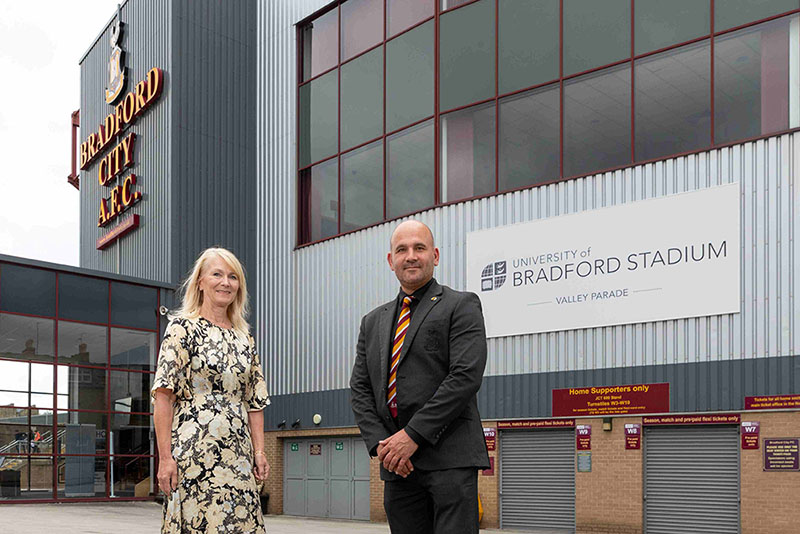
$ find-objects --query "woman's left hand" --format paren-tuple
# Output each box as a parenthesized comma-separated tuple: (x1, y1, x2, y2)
(254, 453, 270, 481)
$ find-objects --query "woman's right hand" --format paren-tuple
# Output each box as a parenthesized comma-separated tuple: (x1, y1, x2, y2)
(157, 456, 178, 494)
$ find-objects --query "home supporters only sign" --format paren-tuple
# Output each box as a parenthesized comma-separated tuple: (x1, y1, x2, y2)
(467, 184, 740, 337)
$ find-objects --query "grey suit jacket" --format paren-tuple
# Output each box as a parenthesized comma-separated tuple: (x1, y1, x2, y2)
(350, 279, 491, 480)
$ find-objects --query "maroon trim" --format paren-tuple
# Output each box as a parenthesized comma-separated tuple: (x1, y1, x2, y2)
(710, 0, 716, 146)
(109, 323, 159, 333)
(499, 77, 561, 101)
(383, 0, 388, 221)
(0, 309, 56, 320)
(630, 0, 635, 163)
(635, 35, 713, 61)
(339, 41, 383, 68)
(385, 114, 435, 138)
(439, 96, 497, 117)
(298, 64, 338, 88)
(108, 367, 155, 376)
(434, 2, 440, 205)
(559, 0, 564, 180)
(298, 152, 338, 173)
(563, 57, 632, 82)
(494, 0, 499, 193)
(340, 134, 385, 157)
(295, 0, 338, 28)
(67, 110, 80, 190)
(386, 15, 435, 43)
(337, 4, 342, 236)
(714, 8, 800, 37)
(56, 317, 111, 329)
(440, 0, 483, 15)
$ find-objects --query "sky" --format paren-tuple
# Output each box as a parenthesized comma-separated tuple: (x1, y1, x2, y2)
(0, 1, 121, 266)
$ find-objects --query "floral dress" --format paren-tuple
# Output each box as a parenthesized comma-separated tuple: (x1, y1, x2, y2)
(152, 317, 270, 534)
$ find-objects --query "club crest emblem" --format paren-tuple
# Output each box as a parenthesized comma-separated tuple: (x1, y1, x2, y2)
(105, 19, 126, 104)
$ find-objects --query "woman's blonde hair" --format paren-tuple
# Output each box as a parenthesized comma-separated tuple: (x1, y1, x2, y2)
(174, 247, 250, 336)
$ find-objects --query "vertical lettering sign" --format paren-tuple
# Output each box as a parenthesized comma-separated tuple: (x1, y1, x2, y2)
(576, 425, 592, 450)
(741, 421, 760, 450)
(625, 423, 641, 450)
(763, 438, 800, 471)
(483, 428, 497, 451)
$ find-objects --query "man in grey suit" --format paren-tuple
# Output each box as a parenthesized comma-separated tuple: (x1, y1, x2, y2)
(350, 220, 490, 534)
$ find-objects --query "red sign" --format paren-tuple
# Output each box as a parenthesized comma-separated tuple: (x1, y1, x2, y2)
(497, 419, 575, 430)
(552, 383, 669, 417)
(576, 425, 591, 450)
(625, 423, 641, 449)
(643, 414, 740, 425)
(96, 214, 139, 250)
(482, 457, 495, 476)
(745, 394, 800, 410)
(741, 421, 760, 450)
(483, 428, 496, 451)
(763, 438, 799, 471)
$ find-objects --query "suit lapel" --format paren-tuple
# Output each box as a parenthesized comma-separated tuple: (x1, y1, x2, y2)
(378, 302, 393, 391)
(398, 280, 443, 366)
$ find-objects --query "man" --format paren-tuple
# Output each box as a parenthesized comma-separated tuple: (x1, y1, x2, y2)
(350, 220, 490, 534)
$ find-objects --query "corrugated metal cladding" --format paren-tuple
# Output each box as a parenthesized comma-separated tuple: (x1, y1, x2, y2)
(80, 0, 258, 312)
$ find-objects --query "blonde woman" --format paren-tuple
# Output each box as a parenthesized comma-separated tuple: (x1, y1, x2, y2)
(152, 247, 270, 533)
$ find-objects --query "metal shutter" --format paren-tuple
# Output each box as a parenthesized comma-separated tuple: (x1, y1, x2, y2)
(644, 426, 740, 534)
(500, 429, 576, 533)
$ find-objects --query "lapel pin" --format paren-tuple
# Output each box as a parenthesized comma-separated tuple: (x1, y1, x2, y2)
(431, 297, 437, 301)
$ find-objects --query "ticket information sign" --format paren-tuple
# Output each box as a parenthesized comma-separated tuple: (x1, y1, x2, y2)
(552, 383, 669, 417)
(483, 428, 497, 451)
(625, 423, 642, 449)
(763, 438, 799, 471)
(576, 425, 592, 450)
(577, 452, 592, 472)
(745, 394, 800, 410)
(741, 422, 760, 450)
(497, 419, 575, 430)
(643, 414, 740, 425)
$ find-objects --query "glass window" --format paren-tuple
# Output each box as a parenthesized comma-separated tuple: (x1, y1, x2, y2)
(387, 120, 435, 218)
(564, 0, 630, 76)
(342, 0, 383, 61)
(110, 329, 156, 372)
(58, 322, 107, 366)
(0, 360, 54, 410)
(300, 159, 339, 243)
(111, 455, 152, 497)
(56, 365, 107, 412)
(635, 40, 711, 162)
(715, 16, 792, 145)
(57, 411, 108, 455)
(715, 0, 797, 32)
(110, 283, 156, 331)
(0, 457, 54, 499)
(341, 47, 383, 151)
(341, 141, 384, 232)
(499, 84, 560, 191)
(499, 0, 559, 94)
(442, 0, 474, 9)
(299, 70, 339, 168)
(0, 263, 55, 317)
(386, 20, 435, 132)
(58, 274, 108, 325)
(110, 371, 153, 416)
(388, 0, 434, 37)
(112, 412, 154, 456)
(57, 456, 107, 497)
(439, 0, 495, 111)
(440, 102, 496, 203)
(634, 0, 710, 55)
(301, 6, 338, 81)
(564, 63, 631, 177)
(0, 415, 31, 454)
(0, 314, 54, 363)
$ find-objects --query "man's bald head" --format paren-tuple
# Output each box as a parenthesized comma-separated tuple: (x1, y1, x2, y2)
(389, 220, 435, 252)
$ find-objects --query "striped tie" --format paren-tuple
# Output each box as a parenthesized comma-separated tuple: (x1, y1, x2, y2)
(387, 296, 412, 418)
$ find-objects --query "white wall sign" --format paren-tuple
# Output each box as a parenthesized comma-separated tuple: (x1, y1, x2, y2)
(467, 184, 741, 338)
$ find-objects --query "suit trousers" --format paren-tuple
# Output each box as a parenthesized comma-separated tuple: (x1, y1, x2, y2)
(383, 466, 479, 534)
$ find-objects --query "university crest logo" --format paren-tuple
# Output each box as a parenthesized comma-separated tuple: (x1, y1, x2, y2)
(105, 19, 126, 104)
(480, 261, 507, 292)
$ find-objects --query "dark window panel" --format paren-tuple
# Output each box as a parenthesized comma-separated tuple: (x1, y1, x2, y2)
(300, 159, 339, 243)
(342, 0, 383, 61)
(57, 456, 108, 497)
(110, 328, 156, 373)
(635, 40, 711, 162)
(0, 263, 55, 317)
(0, 456, 54, 499)
(564, 0, 630, 76)
(715, 16, 792, 145)
(0, 314, 54, 363)
(635, 0, 710, 56)
(499, 0, 559, 94)
(57, 411, 109, 455)
(341, 48, 383, 151)
(564, 63, 631, 177)
(56, 365, 107, 412)
(342, 141, 384, 233)
(386, 20, 435, 132)
(715, 0, 797, 33)
(440, 102, 496, 203)
(439, 0, 495, 111)
(442, 0, 475, 9)
(301, 7, 339, 81)
(388, 0, 434, 37)
(110, 371, 153, 417)
(111, 412, 154, 456)
(57, 274, 108, 325)
(499, 84, 560, 191)
(58, 322, 107, 366)
(387, 120, 435, 218)
(110, 282, 157, 331)
(111, 455, 152, 497)
(299, 70, 339, 168)
(0, 360, 54, 410)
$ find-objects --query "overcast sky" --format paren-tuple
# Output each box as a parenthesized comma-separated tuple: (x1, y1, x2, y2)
(0, 1, 121, 266)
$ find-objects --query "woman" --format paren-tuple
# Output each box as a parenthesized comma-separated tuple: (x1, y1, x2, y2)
(152, 247, 270, 533)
